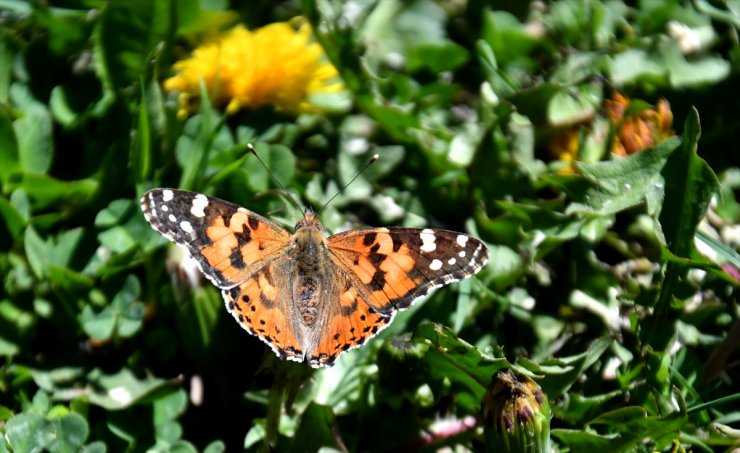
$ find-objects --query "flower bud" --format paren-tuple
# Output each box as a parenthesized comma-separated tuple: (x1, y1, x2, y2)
(481, 369, 551, 452)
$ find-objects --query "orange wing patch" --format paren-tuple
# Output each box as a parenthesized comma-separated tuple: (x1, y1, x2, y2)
(200, 209, 290, 283)
(309, 283, 391, 367)
(223, 267, 304, 362)
(328, 229, 424, 315)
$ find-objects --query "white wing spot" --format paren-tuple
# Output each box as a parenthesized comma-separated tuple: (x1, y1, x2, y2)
(180, 220, 193, 233)
(447, 257, 456, 265)
(161, 205, 169, 212)
(420, 229, 437, 253)
(162, 190, 174, 202)
(191, 194, 209, 218)
(168, 214, 177, 223)
(456, 234, 469, 247)
(429, 259, 443, 271)
(458, 250, 466, 258)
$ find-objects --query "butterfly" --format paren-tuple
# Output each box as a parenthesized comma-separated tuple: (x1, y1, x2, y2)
(140, 188, 488, 367)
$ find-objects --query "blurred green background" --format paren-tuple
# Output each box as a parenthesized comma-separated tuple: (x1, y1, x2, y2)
(0, 0, 738, 451)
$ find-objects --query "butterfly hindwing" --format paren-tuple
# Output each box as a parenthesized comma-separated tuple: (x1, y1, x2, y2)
(140, 188, 291, 288)
(221, 261, 306, 363)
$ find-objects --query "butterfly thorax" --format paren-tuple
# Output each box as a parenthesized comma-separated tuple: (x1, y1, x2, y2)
(290, 215, 329, 328)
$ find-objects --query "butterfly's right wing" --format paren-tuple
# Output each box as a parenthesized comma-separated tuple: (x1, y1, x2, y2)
(141, 188, 291, 288)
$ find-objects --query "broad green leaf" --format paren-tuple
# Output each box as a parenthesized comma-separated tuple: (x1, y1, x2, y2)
(404, 323, 512, 411)
(10, 84, 53, 174)
(80, 275, 144, 340)
(290, 403, 340, 452)
(12, 173, 98, 211)
(47, 413, 89, 453)
(95, 199, 134, 228)
(153, 389, 187, 426)
(24, 226, 48, 278)
(93, 1, 174, 91)
(567, 137, 681, 216)
(0, 195, 26, 239)
(23, 227, 85, 278)
(643, 108, 720, 349)
(0, 405, 12, 421)
(98, 226, 138, 254)
(5, 412, 55, 453)
(667, 53, 731, 88)
(85, 368, 169, 410)
(658, 109, 718, 258)
(609, 49, 666, 85)
(551, 428, 621, 451)
(203, 441, 226, 453)
(547, 84, 601, 127)
(407, 41, 469, 73)
(520, 337, 613, 397)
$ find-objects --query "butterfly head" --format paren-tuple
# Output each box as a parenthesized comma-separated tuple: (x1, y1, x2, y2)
(294, 208, 324, 232)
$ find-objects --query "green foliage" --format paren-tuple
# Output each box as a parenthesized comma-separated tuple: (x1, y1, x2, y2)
(1, 0, 738, 451)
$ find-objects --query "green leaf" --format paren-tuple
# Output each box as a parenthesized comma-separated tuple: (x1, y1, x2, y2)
(5, 411, 55, 453)
(153, 389, 187, 426)
(0, 107, 20, 183)
(667, 53, 731, 88)
(47, 413, 89, 453)
(290, 403, 340, 452)
(98, 226, 138, 254)
(23, 227, 85, 278)
(11, 173, 98, 211)
(243, 143, 296, 193)
(0, 195, 26, 240)
(24, 226, 48, 278)
(80, 275, 144, 340)
(547, 84, 601, 127)
(0, 405, 12, 421)
(84, 368, 169, 410)
(520, 337, 613, 396)
(176, 110, 231, 191)
(406, 323, 512, 411)
(609, 49, 666, 85)
(567, 137, 681, 216)
(203, 441, 226, 453)
(658, 109, 718, 258)
(10, 84, 53, 174)
(93, 1, 174, 91)
(407, 41, 469, 73)
(95, 199, 134, 228)
(643, 108, 720, 349)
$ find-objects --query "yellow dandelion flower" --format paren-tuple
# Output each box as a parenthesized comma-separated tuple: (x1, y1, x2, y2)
(605, 92, 673, 157)
(163, 19, 343, 118)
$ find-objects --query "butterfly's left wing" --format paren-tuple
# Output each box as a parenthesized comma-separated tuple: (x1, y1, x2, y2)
(140, 188, 291, 288)
(327, 227, 488, 316)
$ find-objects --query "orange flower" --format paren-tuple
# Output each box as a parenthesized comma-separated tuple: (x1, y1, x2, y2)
(605, 92, 673, 157)
(548, 126, 581, 175)
(164, 19, 344, 118)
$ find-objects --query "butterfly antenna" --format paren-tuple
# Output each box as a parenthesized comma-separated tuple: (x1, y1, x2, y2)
(317, 153, 379, 214)
(247, 143, 304, 214)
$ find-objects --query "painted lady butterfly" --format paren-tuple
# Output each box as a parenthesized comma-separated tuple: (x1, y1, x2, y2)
(141, 188, 488, 367)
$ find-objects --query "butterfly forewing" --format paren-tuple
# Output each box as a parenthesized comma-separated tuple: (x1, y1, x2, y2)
(327, 227, 489, 314)
(140, 189, 290, 288)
